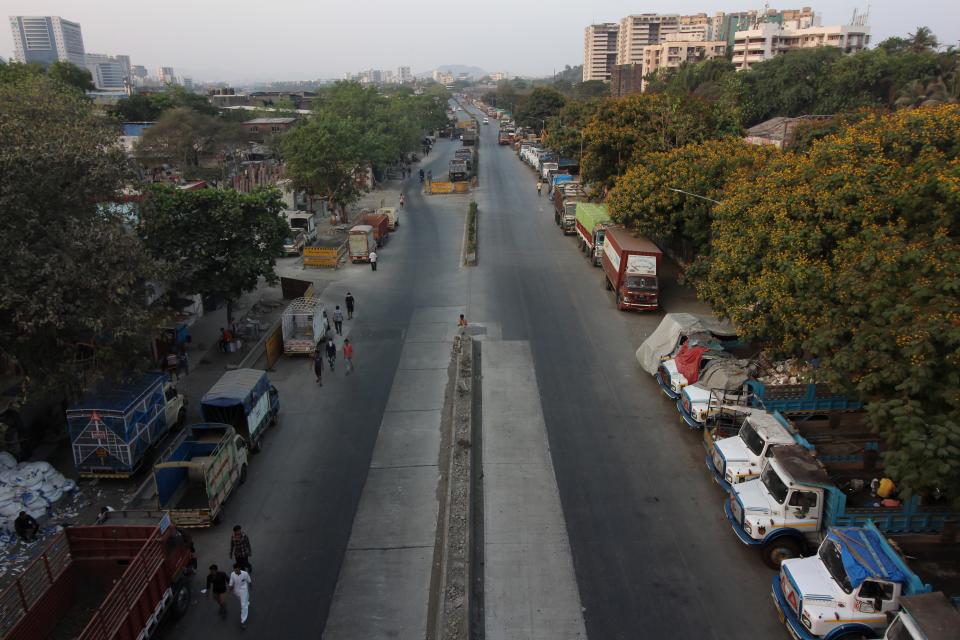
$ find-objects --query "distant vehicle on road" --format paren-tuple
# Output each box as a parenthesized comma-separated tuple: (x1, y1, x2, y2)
(483, 118, 489, 124)
(282, 230, 306, 256)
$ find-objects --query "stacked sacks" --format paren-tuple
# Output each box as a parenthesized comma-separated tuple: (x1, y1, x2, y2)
(0, 452, 76, 536)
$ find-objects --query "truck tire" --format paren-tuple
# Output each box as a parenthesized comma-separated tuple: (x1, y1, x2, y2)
(603, 274, 612, 291)
(252, 439, 262, 454)
(176, 408, 186, 429)
(239, 464, 248, 485)
(615, 292, 623, 310)
(762, 538, 803, 570)
(171, 580, 191, 620)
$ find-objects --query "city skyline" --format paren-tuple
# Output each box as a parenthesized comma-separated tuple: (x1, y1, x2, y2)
(2, 0, 958, 84)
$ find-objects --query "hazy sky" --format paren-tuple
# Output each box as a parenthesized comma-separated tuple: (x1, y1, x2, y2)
(2, 0, 958, 83)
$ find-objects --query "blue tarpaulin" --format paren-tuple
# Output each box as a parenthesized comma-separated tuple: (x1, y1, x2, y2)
(827, 526, 908, 589)
(201, 368, 269, 412)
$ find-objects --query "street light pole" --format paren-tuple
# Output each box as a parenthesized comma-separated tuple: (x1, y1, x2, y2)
(668, 187, 722, 205)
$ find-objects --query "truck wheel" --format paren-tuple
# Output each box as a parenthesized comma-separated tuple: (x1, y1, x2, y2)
(615, 292, 623, 309)
(762, 538, 803, 570)
(239, 464, 248, 485)
(176, 408, 186, 429)
(603, 274, 612, 291)
(252, 440, 262, 454)
(171, 580, 191, 620)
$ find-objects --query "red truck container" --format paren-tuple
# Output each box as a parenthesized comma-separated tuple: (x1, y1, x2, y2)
(0, 511, 192, 640)
(360, 213, 390, 248)
(601, 227, 662, 311)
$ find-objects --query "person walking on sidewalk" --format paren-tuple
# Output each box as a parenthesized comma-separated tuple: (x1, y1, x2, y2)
(369, 250, 378, 271)
(203, 564, 229, 619)
(229, 525, 253, 573)
(325, 339, 337, 371)
(345, 292, 355, 319)
(343, 339, 354, 375)
(333, 306, 344, 335)
(229, 563, 252, 630)
(313, 347, 324, 386)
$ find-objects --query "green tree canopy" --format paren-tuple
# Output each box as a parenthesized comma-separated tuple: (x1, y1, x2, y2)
(696, 105, 960, 499)
(515, 87, 567, 129)
(136, 107, 241, 170)
(138, 186, 288, 323)
(0, 60, 93, 93)
(0, 74, 159, 398)
(112, 84, 217, 121)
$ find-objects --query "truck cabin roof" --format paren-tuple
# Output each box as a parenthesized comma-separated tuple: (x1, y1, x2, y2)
(721, 407, 791, 440)
(770, 444, 831, 486)
(899, 592, 960, 640)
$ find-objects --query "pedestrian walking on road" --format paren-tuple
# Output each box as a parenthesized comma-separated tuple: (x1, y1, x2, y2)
(536, 182, 542, 196)
(229, 525, 253, 574)
(313, 347, 324, 386)
(343, 339, 354, 375)
(369, 250, 378, 271)
(177, 347, 189, 377)
(419, 168, 424, 183)
(326, 339, 337, 371)
(203, 564, 229, 619)
(399, 193, 405, 208)
(345, 292, 355, 319)
(229, 563, 252, 629)
(333, 306, 344, 335)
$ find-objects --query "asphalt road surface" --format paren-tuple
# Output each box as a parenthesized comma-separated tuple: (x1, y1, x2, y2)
(165, 106, 785, 639)
(464, 106, 784, 640)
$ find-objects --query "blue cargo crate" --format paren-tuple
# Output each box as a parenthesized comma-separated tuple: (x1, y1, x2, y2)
(67, 372, 169, 475)
(746, 380, 862, 414)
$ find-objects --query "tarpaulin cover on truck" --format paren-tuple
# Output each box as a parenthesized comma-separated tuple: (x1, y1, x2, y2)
(824, 526, 909, 590)
(675, 342, 710, 384)
(697, 358, 751, 391)
(636, 313, 737, 374)
(574, 203, 609, 230)
(201, 369, 269, 413)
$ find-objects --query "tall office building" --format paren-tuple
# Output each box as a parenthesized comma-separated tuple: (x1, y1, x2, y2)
(85, 53, 130, 90)
(398, 66, 413, 84)
(616, 14, 681, 66)
(9, 16, 86, 67)
(157, 67, 176, 84)
(583, 23, 619, 81)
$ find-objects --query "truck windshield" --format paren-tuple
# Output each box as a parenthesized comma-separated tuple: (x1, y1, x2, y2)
(290, 219, 307, 230)
(761, 464, 789, 504)
(740, 420, 765, 456)
(818, 539, 853, 593)
(626, 276, 657, 291)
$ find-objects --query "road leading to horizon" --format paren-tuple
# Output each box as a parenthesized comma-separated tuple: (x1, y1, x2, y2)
(165, 106, 785, 639)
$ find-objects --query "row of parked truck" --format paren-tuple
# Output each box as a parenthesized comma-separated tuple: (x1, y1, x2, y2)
(637, 313, 960, 640)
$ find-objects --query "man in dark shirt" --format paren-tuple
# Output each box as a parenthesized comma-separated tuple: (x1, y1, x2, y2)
(229, 525, 253, 573)
(15, 511, 38, 542)
(204, 564, 229, 617)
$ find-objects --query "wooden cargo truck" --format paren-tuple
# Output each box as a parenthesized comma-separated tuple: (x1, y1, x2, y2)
(154, 423, 248, 527)
(360, 212, 390, 247)
(0, 510, 192, 640)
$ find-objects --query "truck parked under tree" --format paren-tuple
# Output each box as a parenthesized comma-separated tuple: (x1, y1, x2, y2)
(601, 228, 662, 311)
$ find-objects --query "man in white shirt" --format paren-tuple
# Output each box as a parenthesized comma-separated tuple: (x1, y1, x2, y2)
(369, 250, 378, 271)
(228, 562, 252, 629)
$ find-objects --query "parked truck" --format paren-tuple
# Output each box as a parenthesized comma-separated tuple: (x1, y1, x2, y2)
(553, 182, 586, 229)
(574, 203, 611, 266)
(200, 368, 279, 452)
(154, 423, 248, 527)
(280, 296, 329, 355)
(377, 206, 399, 230)
(284, 210, 317, 242)
(361, 212, 390, 248)
(706, 407, 880, 493)
(348, 224, 377, 262)
(67, 372, 186, 477)
(725, 444, 957, 568)
(448, 160, 468, 182)
(772, 521, 934, 640)
(0, 510, 192, 640)
(601, 228, 662, 311)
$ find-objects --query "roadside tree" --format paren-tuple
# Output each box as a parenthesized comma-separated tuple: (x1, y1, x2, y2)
(135, 107, 241, 170)
(698, 105, 960, 499)
(0, 75, 160, 398)
(138, 186, 289, 324)
(515, 87, 566, 129)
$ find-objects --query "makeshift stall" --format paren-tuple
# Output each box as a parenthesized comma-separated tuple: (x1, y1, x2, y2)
(281, 297, 329, 355)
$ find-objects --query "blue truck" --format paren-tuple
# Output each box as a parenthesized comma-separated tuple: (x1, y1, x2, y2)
(725, 444, 957, 569)
(200, 368, 279, 452)
(67, 372, 186, 477)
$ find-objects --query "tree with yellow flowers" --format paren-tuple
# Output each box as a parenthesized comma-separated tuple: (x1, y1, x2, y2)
(698, 105, 960, 500)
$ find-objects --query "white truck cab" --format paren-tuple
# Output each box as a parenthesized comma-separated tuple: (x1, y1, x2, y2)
(708, 407, 798, 492)
(163, 382, 187, 430)
(772, 522, 930, 640)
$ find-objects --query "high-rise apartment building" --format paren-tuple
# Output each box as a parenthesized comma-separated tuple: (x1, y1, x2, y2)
(731, 11, 870, 70)
(398, 66, 413, 83)
(9, 16, 85, 67)
(157, 67, 176, 84)
(642, 36, 728, 81)
(583, 23, 619, 82)
(616, 14, 680, 66)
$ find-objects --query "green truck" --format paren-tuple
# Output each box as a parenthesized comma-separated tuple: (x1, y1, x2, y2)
(154, 423, 249, 528)
(575, 203, 612, 267)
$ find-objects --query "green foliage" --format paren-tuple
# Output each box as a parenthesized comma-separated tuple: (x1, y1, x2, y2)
(543, 99, 602, 160)
(0, 74, 159, 398)
(515, 87, 566, 129)
(112, 85, 217, 121)
(606, 138, 776, 260)
(138, 186, 288, 321)
(136, 107, 241, 170)
(0, 60, 93, 93)
(696, 105, 960, 499)
(575, 80, 610, 99)
(580, 93, 740, 189)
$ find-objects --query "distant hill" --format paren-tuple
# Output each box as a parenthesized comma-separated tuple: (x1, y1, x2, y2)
(416, 64, 488, 79)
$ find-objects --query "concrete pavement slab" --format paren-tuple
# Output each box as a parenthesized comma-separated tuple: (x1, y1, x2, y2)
(484, 462, 568, 545)
(481, 340, 535, 369)
(322, 547, 433, 640)
(347, 465, 439, 549)
(370, 410, 442, 468)
(385, 368, 448, 411)
(410, 305, 466, 325)
(405, 322, 451, 342)
(398, 340, 454, 370)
